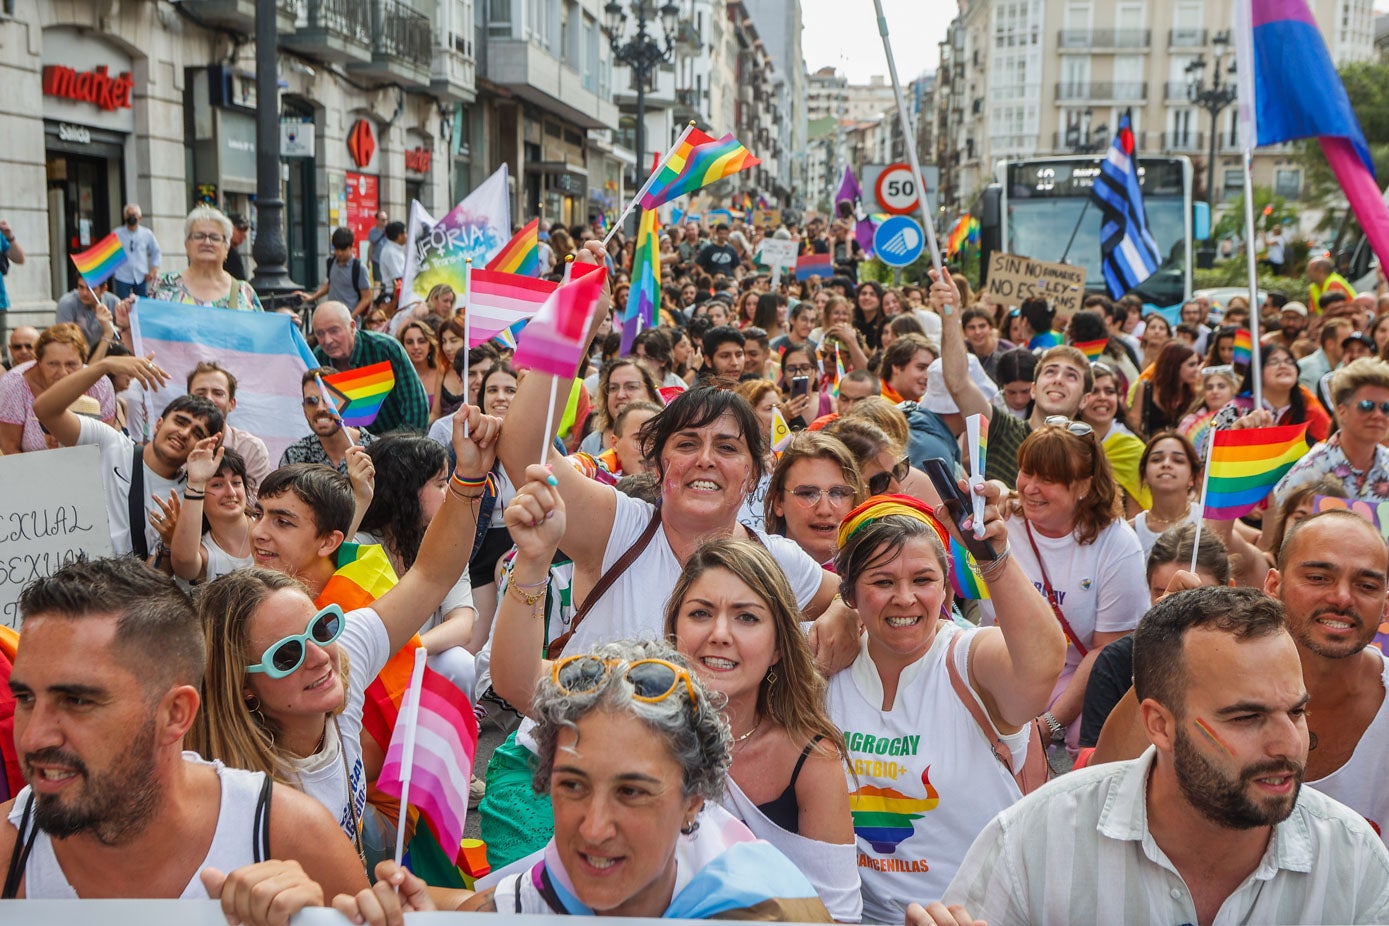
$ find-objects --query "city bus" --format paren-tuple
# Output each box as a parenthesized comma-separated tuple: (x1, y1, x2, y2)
(976, 155, 1205, 310)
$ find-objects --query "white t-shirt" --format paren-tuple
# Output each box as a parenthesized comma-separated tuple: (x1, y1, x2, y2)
(288, 606, 389, 839)
(737, 472, 773, 533)
(202, 533, 253, 582)
(1311, 649, 1389, 845)
(76, 415, 183, 556)
(1130, 504, 1198, 561)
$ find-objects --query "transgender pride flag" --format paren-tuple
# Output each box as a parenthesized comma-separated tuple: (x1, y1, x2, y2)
(1235, 0, 1389, 267)
(130, 299, 315, 462)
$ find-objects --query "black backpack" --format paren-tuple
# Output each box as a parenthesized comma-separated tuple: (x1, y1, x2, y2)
(325, 256, 369, 295)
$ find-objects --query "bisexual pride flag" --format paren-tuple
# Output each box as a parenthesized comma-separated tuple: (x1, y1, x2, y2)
(795, 253, 833, 281)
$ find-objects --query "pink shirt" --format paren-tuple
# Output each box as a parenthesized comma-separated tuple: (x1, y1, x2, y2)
(0, 361, 116, 452)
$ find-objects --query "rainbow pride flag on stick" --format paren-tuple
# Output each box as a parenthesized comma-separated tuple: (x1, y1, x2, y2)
(640, 125, 760, 210)
(620, 208, 661, 354)
(1232, 329, 1253, 368)
(486, 218, 541, 276)
(950, 538, 990, 600)
(1200, 423, 1310, 520)
(323, 361, 395, 428)
(71, 233, 128, 287)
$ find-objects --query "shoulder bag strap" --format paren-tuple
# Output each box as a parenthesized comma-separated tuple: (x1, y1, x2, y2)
(546, 507, 662, 660)
(1022, 520, 1088, 657)
(252, 773, 273, 863)
(945, 633, 1051, 794)
(128, 442, 148, 561)
(2, 792, 36, 899)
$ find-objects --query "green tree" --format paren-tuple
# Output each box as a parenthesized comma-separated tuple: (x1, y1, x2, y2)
(1211, 188, 1295, 241)
(1295, 62, 1389, 210)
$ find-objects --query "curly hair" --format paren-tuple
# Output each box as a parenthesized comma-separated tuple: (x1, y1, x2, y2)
(359, 434, 449, 571)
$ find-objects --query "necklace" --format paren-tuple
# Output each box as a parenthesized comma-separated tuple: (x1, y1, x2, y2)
(733, 715, 762, 744)
(210, 519, 252, 560)
(1145, 501, 1190, 529)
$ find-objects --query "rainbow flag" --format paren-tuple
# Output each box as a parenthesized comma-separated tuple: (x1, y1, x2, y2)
(1203, 422, 1310, 520)
(486, 218, 541, 276)
(467, 268, 557, 346)
(323, 360, 395, 427)
(827, 350, 846, 398)
(513, 265, 608, 378)
(1232, 328, 1253, 367)
(945, 215, 978, 257)
(640, 126, 761, 210)
(795, 253, 833, 281)
(1073, 338, 1109, 362)
(71, 232, 128, 287)
(949, 538, 990, 600)
(620, 208, 661, 354)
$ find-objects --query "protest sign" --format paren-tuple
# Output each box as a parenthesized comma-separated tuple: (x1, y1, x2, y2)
(752, 208, 782, 227)
(0, 446, 112, 628)
(985, 253, 1087, 316)
(757, 238, 799, 268)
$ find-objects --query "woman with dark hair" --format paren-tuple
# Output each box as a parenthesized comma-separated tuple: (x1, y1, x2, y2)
(1078, 361, 1145, 514)
(778, 344, 832, 426)
(982, 419, 1149, 753)
(397, 320, 441, 410)
(736, 289, 761, 329)
(752, 292, 787, 342)
(852, 280, 886, 351)
(1067, 309, 1138, 384)
(579, 357, 663, 455)
(164, 440, 255, 583)
(1205, 325, 1238, 367)
(1138, 313, 1171, 369)
(1017, 296, 1061, 350)
(431, 316, 469, 421)
(632, 327, 684, 388)
(1210, 342, 1332, 443)
(1127, 340, 1200, 438)
(1128, 431, 1201, 557)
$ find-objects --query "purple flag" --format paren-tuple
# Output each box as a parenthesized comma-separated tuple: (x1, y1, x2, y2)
(835, 166, 878, 258)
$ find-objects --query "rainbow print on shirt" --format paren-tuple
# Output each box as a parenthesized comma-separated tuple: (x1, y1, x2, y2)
(850, 766, 939, 854)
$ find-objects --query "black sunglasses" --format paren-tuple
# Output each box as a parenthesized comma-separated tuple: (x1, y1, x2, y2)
(867, 457, 911, 495)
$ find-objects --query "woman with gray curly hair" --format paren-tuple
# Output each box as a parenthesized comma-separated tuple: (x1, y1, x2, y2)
(330, 636, 832, 923)
(148, 204, 262, 311)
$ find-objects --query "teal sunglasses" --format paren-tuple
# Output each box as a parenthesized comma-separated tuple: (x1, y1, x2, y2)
(245, 604, 346, 679)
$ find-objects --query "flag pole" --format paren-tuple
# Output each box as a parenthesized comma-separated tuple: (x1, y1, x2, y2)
(604, 123, 696, 248)
(316, 374, 353, 448)
(1241, 149, 1264, 412)
(392, 646, 429, 867)
(1189, 450, 1213, 573)
(462, 258, 472, 438)
(539, 377, 560, 468)
(871, 0, 948, 310)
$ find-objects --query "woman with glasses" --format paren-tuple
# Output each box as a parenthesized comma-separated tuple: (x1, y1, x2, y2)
(150, 205, 263, 310)
(978, 421, 1148, 755)
(578, 358, 662, 456)
(778, 345, 831, 427)
(338, 639, 831, 922)
(487, 466, 857, 919)
(1079, 361, 1147, 516)
(188, 406, 501, 864)
(826, 494, 1065, 923)
(1210, 342, 1332, 442)
(766, 432, 866, 568)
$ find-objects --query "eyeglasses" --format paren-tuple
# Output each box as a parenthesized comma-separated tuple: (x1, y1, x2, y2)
(302, 395, 331, 407)
(245, 605, 345, 679)
(784, 364, 816, 377)
(189, 232, 227, 243)
(1043, 415, 1094, 437)
(1265, 356, 1298, 368)
(607, 381, 645, 395)
(788, 485, 856, 506)
(1355, 398, 1389, 415)
(867, 457, 912, 495)
(552, 655, 696, 708)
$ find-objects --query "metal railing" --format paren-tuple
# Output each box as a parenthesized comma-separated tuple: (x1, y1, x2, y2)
(1057, 28, 1150, 48)
(1168, 28, 1208, 48)
(1055, 81, 1148, 101)
(1159, 131, 1205, 151)
(306, 0, 372, 42)
(1163, 81, 1193, 101)
(373, 0, 432, 66)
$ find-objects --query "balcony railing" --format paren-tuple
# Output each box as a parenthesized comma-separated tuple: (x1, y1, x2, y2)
(1163, 81, 1194, 101)
(1168, 28, 1208, 48)
(309, 0, 371, 39)
(372, 0, 431, 67)
(1057, 28, 1150, 49)
(1055, 81, 1147, 102)
(1160, 131, 1205, 151)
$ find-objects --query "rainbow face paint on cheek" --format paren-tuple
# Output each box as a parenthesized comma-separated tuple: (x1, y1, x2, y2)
(1194, 718, 1235, 758)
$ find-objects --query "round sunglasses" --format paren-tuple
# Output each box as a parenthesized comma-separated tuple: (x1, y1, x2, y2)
(245, 604, 346, 679)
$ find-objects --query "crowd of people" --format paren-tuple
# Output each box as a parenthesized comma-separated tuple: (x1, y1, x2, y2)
(2, 203, 1389, 925)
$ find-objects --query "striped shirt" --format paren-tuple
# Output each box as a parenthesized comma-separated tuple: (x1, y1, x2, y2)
(945, 748, 1389, 925)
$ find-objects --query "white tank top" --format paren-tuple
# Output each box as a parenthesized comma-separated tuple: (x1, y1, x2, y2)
(8, 752, 267, 898)
(1310, 650, 1389, 845)
(202, 533, 253, 582)
(1130, 504, 1198, 559)
(826, 624, 1026, 926)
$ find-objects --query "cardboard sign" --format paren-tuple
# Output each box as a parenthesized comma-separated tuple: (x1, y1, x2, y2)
(0, 445, 112, 628)
(985, 253, 1087, 317)
(752, 208, 782, 227)
(757, 238, 800, 268)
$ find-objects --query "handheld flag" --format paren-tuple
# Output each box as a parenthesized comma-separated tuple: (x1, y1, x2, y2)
(466, 269, 557, 346)
(1232, 329, 1253, 368)
(1202, 423, 1310, 520)
(71, 233, 129, 288)
(795, 253, 834, 281)
(949, 538, 990, 600)
(966, 413, 988, 540)
(1235, 0, 1389, 268)
(493, 317, 528, 351)
(1072, 338, 1109, 362)
(770, 404, 793, 453)
(486, 217, 542, 276)
(398, 165, 512, 310)
(620, 208, 661, 354)
(641, 128, 761, 210)
(513, 265, 609, 378)
(1090, 111, 1161, 298)
(323, 361, 395, 428)
(835, 166, 878, 257)
(824, 347, 846, 398)
(313, 374, 352, 447)
(945, 215, 979, 257)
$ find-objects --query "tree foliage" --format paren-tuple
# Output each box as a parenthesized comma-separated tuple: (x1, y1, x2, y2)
(1296, 62, 1389, 209)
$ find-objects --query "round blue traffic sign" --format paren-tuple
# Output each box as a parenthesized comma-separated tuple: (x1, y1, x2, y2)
(874, 215, 925, 268)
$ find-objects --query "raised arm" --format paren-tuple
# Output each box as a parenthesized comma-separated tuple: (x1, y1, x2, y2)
(372, 405, 500, 655)
(169, 436, 222, 582)
(32, 354, 168, 447)
(932, 269, 993, 421)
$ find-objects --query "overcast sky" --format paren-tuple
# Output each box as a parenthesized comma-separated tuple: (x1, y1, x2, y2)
(801, 0, 952, 84)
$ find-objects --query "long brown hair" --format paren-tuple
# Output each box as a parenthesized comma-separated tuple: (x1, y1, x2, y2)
(1151, 341, 1197, 421)
(1013, 423, 1121, 544)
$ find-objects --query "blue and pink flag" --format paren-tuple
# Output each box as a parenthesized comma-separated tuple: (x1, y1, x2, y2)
(513, 263, 608, 378)
(620, 208, 660, 354)
(129, 299, 315, 462)
(1235, 0, 1389, 267)
(795, 252, 833, 281)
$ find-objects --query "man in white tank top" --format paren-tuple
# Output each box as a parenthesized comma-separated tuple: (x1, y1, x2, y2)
(0, 557, 367, 920)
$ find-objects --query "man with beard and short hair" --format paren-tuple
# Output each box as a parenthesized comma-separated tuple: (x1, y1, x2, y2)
(921, 585, 1389, 926)
(0, 557, 366, 910)
(279, 367, 377, 473)
(1262, 301, 1309, 350)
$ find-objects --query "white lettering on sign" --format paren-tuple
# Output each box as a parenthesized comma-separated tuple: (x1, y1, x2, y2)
(58, 123, 91, 144)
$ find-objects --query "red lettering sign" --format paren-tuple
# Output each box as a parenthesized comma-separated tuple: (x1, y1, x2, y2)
(405, 146, 432, 173)
(42, 64, 134, 111)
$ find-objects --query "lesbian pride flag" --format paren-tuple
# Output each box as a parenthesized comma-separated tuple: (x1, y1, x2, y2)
(71, 233, 128, 287)
(513, 265, 608, 378)
(1235, 0, 1389, 267)
(467, 268, 557, 346)
(486, 218, 541, 276)
(640, 126, 760, 210)
(323, 361, 395, 428)
(1202, 422, 1310, 520)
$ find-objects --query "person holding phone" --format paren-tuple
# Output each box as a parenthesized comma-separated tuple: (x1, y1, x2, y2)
(778, 345, 830, 426)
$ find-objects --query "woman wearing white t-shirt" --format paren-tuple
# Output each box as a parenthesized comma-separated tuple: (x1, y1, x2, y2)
(983, 420, 1150, 753)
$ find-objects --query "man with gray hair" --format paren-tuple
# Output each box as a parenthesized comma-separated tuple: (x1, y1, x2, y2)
(111, 203, 160, 299)
(310, 300, 429, 434)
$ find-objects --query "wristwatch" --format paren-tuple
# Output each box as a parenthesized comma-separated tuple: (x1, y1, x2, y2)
(1040, 711, 1066, 743)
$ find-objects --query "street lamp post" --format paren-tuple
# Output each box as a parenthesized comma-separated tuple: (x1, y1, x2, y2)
(605, 0, 679, 230)
(1187, 30, 1238, 262)
(1066, 107, 1108, 154)
(250, 0, 298, 295)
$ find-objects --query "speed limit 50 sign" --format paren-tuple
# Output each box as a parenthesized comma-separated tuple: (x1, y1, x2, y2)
(874, 162, 922, 215)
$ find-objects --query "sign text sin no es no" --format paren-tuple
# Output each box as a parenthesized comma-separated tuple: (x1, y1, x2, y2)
(985, 253, 1087, 318)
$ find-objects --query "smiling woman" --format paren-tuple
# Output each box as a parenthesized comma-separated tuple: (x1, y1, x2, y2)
(150, 205, 262, 311)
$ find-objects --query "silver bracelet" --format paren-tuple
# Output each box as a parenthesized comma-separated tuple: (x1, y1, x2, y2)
(1040, 711, 1066, 743)
(976, 542, 1012, 581)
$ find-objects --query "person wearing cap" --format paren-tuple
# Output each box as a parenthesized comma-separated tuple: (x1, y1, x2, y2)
(908, 352, 1000, 469)
(223, 212, 251, 281)
(1275, 357, 1389, 506)
(1261, 300, 1308, 350)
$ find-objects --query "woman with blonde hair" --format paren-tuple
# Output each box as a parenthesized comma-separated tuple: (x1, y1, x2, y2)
(150, 204, 262, 310)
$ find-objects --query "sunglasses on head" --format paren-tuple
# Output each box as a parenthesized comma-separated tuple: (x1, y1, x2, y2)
(552, 655, 697, 709)
(1356, 398, 1389, 415)
(867, 456, 912, 495)
(1043, 415, 1094, 437)
(245, 604, 345, 679)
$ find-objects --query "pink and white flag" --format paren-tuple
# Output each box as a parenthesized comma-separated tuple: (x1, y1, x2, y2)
(513, 265, 608, 378)
(467, 269, 557, 346)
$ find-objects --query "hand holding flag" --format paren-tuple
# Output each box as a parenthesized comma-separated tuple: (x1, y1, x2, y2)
(71, 233, 129, 288)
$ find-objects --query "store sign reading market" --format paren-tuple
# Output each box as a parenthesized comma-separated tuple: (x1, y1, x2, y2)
(43, 64, 135, 112)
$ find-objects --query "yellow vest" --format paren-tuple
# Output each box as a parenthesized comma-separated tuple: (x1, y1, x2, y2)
(1309, 272, 1355, 315)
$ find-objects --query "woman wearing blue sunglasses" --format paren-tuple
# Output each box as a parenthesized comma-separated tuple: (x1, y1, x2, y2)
(189, 405, 503, 867)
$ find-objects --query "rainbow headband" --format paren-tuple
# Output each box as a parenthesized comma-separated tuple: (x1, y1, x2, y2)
(837, 494, 952, 563)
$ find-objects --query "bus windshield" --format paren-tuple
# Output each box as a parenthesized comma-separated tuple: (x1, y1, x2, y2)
(1006, 196, 1187, 285)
